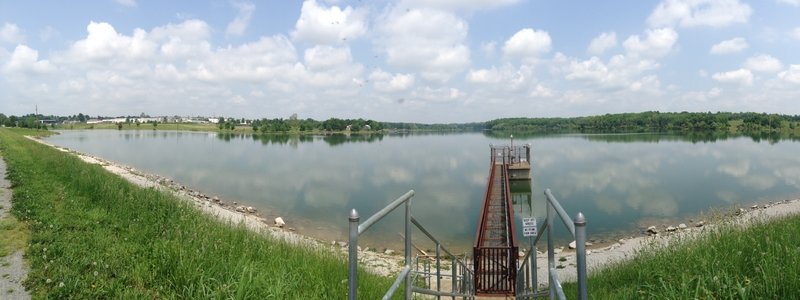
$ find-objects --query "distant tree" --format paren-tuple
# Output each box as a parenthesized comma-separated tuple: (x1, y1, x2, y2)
(153, 121, 158, 129)
(117, 123, 123, 130)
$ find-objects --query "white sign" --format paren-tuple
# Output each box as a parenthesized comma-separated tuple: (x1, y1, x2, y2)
(522, 227, 538, 237)
(522, 217, 537, 228)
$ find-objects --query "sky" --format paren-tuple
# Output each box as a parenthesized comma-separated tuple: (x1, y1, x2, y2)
(1, 0, 799, 123)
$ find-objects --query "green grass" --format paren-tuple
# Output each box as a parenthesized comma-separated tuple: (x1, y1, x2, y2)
(564, 216, 800, 299)
(0, 216, 30, 257)
(0, 128, 397, 299)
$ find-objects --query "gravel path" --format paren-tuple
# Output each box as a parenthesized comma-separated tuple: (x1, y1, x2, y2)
(0, 156, 31, 300)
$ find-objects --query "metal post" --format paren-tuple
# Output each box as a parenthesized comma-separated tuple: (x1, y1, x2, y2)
(575, 212, 588, 300)
(451, 256, 456, 300)
(348, 209, 360, 300)
(436, 244, 441, 299)
(546, 196, 555, 300)
(532, 243, 538, 295)
(526, 144, 531, 162)
(404, 200, 412, 299)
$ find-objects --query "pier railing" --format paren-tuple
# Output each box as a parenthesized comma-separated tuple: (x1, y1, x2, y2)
(516, 188, 587, 300)
(490, 144, 531, 165)
(348, 190, 475, 299)
(473, 148, 518, 295)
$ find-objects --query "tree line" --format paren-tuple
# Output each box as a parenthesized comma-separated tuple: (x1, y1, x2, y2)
(485, 112, 800, 133)
(224, 116, 384, 133)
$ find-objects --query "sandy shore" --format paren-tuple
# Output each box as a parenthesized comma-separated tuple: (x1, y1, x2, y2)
(27, 136, 800, 289)
(28, 136, 404, 277)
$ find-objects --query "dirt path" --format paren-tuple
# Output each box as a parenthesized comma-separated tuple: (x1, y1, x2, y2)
(0, 156, 31, 300)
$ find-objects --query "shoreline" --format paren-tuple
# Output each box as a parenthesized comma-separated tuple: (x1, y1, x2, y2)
(538, 196, 800, 286)
(27, 136, 405, 277)
(26, 136, 800, 284)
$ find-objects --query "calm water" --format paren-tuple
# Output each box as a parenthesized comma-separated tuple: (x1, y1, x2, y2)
(45, 130, 800, 252)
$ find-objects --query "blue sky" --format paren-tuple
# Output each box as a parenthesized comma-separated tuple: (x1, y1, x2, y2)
(1, 0, 799, 122)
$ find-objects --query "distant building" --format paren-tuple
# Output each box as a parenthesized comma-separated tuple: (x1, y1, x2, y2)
(37, 119, 58, 125)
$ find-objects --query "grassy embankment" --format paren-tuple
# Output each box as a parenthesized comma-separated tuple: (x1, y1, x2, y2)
(0, 128, 397, 298)
(564, 215, 800, 298)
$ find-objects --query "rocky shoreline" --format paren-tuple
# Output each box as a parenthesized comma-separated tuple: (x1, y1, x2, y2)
(28, 136, 405, 277)
(538, 196, 800, 286)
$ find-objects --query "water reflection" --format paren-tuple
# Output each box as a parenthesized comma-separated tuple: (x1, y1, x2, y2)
(45, 130, 800, 251)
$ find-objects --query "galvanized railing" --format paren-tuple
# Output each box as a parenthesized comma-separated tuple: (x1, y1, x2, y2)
(516, 188, 587, 300)
(473, 147, 518, 295)
(348, 190, 475, 299)
(490, 144, 531, 165)
(410, 217, 475, 298)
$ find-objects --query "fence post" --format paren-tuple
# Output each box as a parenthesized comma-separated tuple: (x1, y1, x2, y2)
(546, 190, 555, 300)
(405, 200, 412, 299)
(575, 212, 588, 300)
(348, 209, 360, 300)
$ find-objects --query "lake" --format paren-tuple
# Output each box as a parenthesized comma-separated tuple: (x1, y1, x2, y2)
(44, 130, 800, 252)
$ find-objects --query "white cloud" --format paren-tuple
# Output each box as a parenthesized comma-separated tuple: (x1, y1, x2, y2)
(709, 37, 748, 54)
(401, 0, 520, 11)
(369, 70, 415, 92)
(779, 65, 800, 84)
(114, 0, 137, 7)
(647, 0, 752, 28)
(708, 87, 722, 98)
(466, 68, 502, 84)
(1, 23, 25, 44)
(565, 56, 608, 82)
(563, 54, 660, 92)
(712, 68, 753, 85)
(464, 64, 537, 94)
(777, 0, 800, 6)
(3, 44, 55, 74)
(480, 41, 497, 57)
(303, 45, 352, 71)
(623, 28, 678, 58)
(793, 28, 800, 40)
(743, 54, 783, 73)
(292, 0, 366, 44)
(376, 7, 470, 82)
(502, 28, 552, 60)
(587, 32, 617, 55)
(226, 1, 255, 37)
(60, 22, 157, 63)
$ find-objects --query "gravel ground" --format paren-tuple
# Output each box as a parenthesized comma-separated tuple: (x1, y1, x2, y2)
(0, 156, 31, 300)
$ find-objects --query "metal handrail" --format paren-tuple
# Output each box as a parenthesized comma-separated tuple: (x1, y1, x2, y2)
(474, 150, 497, 246)
(348, 190, 475, 300)
(516, 188, 587, 300)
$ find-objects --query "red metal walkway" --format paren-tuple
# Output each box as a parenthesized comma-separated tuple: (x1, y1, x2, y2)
(473, 147, 520, 296)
